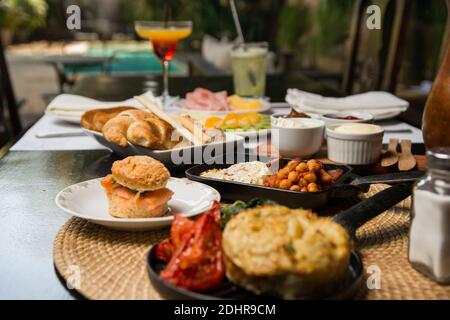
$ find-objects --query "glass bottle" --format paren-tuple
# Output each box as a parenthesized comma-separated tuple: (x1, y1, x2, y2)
(422, 0, 450, 148)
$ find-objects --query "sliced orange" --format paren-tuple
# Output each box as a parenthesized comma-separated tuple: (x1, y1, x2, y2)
(223, 114, 240, 128)
(227, 95, 262, 110)
(204, 116, 223, 128)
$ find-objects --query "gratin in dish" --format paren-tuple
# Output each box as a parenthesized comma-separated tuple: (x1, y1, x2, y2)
(222, 205, 352, 299)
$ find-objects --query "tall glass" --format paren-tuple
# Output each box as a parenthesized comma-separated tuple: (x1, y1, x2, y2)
(231, 42, 268, 97)
(135, 21, 192, 104)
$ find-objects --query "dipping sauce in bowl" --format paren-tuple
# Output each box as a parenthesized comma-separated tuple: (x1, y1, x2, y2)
(322, 112, 373, 126)
(332, 115, 361, 120)
(271, 113, 325, 158)
(326, 123, 384, 165)
(333, 123, 384, 134)
(272, 116, 317, 128)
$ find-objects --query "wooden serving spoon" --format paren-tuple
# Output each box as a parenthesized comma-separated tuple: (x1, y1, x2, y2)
(398, 140, 417, 171)
(381, 138, 399, 167)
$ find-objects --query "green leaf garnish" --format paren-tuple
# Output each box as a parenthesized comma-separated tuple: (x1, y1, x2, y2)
(284, 243, 296, 254)
(220, 198, 278, 229)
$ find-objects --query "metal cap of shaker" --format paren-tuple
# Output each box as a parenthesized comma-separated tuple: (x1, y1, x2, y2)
(427, 147, 450, 171)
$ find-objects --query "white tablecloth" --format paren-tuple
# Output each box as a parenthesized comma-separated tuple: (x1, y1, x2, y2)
(11, 115, 106, 151)
(11, 113, 424, 152)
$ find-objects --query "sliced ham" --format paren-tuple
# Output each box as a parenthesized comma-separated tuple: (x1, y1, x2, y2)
(183, 88, 231, 111)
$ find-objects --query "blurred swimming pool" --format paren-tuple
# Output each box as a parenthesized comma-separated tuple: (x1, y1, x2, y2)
(64, 47, 187, 75)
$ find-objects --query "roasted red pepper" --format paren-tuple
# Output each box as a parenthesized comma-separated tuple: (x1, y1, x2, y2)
(155, 201, 225, 292)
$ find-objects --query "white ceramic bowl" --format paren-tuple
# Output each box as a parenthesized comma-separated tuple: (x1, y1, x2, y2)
(326, 123, 384, 165)
(321, 112, 374, 127)
(271, 113, 325, 158)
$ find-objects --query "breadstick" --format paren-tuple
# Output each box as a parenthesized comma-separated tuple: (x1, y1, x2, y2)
(171, 115, 210, 144)
(134, 96, 201, 145)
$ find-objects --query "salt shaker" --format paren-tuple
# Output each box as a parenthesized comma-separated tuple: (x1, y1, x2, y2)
(409, 148, 450, 283)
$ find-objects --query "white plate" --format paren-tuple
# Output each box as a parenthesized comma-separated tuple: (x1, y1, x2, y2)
(82, 128, 244, 166)
(172, 98, 272, 115)
(183, 113, 271, 139)
(227, 128, 271, 139)
(55, 177, 220, 231)
(370, 110, 403, 121)
(291, 106, 403, 121)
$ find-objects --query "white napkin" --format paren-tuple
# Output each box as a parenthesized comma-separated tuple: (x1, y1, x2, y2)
(286, 89, 409, 120)
(45, 91, 163, 123)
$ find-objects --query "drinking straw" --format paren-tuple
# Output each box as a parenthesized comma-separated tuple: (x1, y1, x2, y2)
(164, 0, 170, 27)
(229, 0, 245, 44)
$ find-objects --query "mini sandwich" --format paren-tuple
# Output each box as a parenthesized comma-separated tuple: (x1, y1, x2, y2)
(101, 156, 173, 218)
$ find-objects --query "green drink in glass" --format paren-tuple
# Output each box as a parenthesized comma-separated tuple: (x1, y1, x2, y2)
(231, 42, 268, 97)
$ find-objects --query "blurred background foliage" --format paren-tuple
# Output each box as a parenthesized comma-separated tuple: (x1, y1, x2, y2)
(1, 0, 448, 84)
(0, 0, 48, 29)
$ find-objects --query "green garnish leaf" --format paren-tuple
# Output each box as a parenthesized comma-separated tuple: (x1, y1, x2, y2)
(220, 198, 278, 229)
(246, 198, 278, 208)
(284, 243, 296, 254)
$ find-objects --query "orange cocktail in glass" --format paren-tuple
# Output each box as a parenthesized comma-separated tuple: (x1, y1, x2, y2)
(135, 21, 192, 104)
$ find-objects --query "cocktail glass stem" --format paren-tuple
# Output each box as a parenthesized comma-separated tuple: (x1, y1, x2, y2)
(162, 60, 170, 105)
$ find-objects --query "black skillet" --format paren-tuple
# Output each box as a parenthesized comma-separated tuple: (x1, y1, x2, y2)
(146, 183, 413, 300)
(185, 157, 423, 209)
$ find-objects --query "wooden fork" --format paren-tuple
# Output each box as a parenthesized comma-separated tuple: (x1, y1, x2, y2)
(398, 140, 417, 171)
(381, 138, 399, 167)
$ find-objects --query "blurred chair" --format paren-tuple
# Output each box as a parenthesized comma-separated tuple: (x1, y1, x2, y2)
(0, 31, 22, 146)
(342, 0, 412, 94)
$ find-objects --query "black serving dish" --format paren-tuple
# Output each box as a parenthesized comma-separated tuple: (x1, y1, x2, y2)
(146, 183, 415, 300)
(147, 246, 364, 300)
(185, 155, 423, 209)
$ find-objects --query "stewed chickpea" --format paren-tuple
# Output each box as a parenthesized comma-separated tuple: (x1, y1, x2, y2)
(295, 162, 308, 173)
(263, 159, 336, 193)
(320, 169, 332, 185)
(288, 171, 299, 183)
(277, 168, 289, 179)
(307, 160, 322, 172)
(304, 172, 317, 183)
(279, 179, 292, 189)
(286, 160, 299, 171)
(307, 183, 320, 192)
(298, 178, 308, 187)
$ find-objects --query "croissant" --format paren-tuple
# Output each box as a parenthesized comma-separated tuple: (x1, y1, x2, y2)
(80, 106, 136, 132)
(102, 110, 180, 149)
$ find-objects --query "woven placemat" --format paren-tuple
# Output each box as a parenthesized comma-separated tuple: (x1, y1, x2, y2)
(53, 184, 450, 300)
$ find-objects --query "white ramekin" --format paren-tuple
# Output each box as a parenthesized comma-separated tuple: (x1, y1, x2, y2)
(326, 124, 384, 165)
(271, 114, 325, 158)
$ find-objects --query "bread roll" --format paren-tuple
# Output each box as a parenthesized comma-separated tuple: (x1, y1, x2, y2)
(101, 156, 173, 218)
(80, 106, 136, 132)
(111, 156, 170, 192)
(102, 109, 180, 149)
